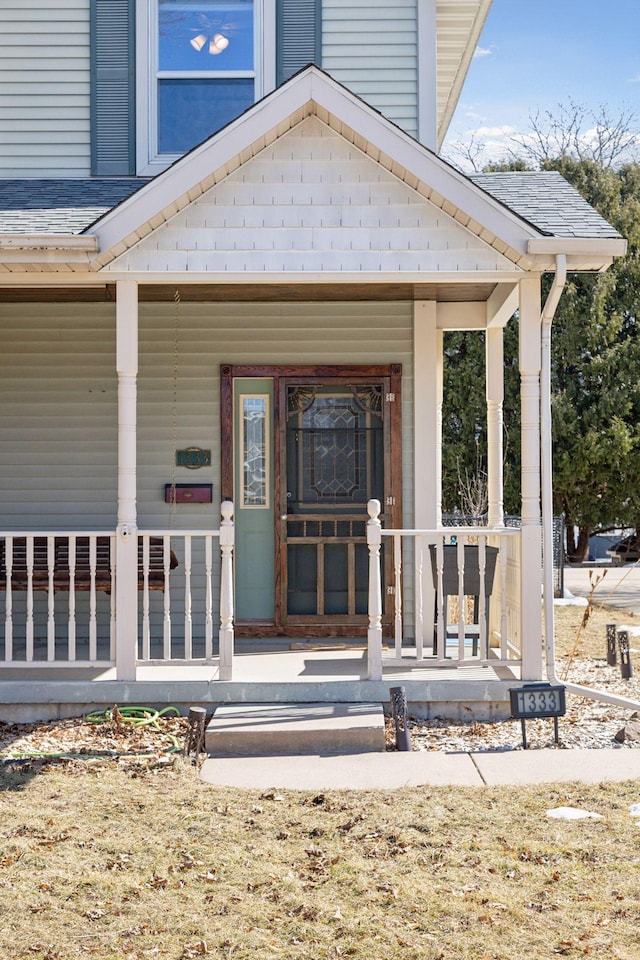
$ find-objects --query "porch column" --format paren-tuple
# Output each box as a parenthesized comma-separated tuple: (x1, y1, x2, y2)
(414, 301, 442, 647)
(115, 280, 139, 681)
(486, 327, 504, 527)
(519, 278, 543, 680)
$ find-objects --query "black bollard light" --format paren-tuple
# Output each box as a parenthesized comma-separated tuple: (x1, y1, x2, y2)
(606, 623, 617, 666)
(390, 685, 412, 751)
(618, 630, 633, 680)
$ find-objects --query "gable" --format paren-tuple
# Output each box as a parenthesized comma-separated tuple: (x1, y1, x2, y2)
(102, 117, 520, 276)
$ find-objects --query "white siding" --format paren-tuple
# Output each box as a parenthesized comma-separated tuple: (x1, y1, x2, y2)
(0, 1, 91, 177)
(322, 0, 418, 138)
(0, 303, 116, 527)
(106, 117, 518, 275)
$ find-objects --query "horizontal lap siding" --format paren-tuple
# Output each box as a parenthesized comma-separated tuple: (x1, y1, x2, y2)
(0, 1, 91, 176)
(1, 302, 414, 531)
(322, 0, 418, 138)
(0, 304, 116, 528)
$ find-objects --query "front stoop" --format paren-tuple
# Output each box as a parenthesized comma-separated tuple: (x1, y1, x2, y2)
(205, 702, 386, 756)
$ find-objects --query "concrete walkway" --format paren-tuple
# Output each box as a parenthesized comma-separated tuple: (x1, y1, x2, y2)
(200, 747, 640, 790)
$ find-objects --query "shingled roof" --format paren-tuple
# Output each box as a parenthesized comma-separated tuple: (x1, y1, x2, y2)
(0, 179, 147, 235)
(471, 171, 622, 240)
(0, 171, 622, 242)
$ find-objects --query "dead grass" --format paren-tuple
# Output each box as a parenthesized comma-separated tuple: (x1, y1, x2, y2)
(1, 760, 640, 960)
(553, 601, 638, 661)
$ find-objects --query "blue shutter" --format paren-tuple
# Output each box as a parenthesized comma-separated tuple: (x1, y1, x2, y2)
(90, 0, 136, 175)
(276, 0, 321, 86)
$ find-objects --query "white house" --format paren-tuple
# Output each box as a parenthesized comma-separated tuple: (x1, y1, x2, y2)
(0, 1, 626, 720)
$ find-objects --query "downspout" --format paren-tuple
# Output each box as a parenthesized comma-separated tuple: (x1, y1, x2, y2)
(541, 254, 640, 710)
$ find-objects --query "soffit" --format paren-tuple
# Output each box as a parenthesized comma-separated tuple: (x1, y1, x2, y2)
(436, 0, 492, 147)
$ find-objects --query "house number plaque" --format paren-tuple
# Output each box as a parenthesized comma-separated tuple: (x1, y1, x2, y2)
(509, 683, 566, 749)
(175, 447, 211, 469)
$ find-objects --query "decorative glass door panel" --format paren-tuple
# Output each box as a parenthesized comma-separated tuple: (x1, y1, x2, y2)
(282, 383, 385, 624)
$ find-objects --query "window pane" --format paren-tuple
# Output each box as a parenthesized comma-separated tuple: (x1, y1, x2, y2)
(241, 395, 269, 507)
(158, 77, 254, 153)
(159, 0, 254, 71)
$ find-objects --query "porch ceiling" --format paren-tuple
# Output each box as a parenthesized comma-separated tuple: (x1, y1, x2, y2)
(0, 281, 500, 304)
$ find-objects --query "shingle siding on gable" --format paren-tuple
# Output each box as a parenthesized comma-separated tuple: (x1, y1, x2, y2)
(101, 117, 519, 275)
(322, 0, 418, 138)
(0, 0, 91, 177)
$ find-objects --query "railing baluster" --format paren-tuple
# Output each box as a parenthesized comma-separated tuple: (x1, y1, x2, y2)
(47, 536, 55, 661)
(109, 535, 116, 661)
(26, 537, 34, 661)
(4, 537, 13, 662)
(219, 502, 235, 681)
(415, 535, 424, 660)
(89, 537, 97, 662)
(184, 535, 192, 661)
(68, 535, 76, 661)
(478, 537, 487, 660)
(366, 499, 383, 681)
(393, 533, 402, 657)
(456, 536, 466, 661)
(142, 536, 150, 661)
(163, 535, 172, 659)
(435, 538, 445, 660)
(500, 534, 509, 660)
(205, 535, 213, 659)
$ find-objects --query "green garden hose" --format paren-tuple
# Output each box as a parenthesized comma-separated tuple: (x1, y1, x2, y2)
(2, 705, 183, 763)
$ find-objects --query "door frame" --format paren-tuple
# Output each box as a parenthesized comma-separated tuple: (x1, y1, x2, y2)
(221, 364, 402, 635)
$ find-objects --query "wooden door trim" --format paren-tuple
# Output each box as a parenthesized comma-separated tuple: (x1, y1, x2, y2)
(220, 363, 403, 634)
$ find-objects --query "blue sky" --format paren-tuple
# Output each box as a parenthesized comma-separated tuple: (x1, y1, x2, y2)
(444, 0, 640, 166)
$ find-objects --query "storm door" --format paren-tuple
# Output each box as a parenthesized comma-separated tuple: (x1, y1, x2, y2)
(279, 376, 396, 632)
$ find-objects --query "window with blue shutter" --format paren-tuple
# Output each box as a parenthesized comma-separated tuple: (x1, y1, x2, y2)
(92, 0, 322, 173)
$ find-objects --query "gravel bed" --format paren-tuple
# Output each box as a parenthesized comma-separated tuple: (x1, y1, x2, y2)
(404, 657, 640, 752)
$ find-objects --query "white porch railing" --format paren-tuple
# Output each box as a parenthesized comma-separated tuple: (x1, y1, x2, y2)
(0, 502, 235, 678)
(366, 499, 522, 680)
(137, 502, 235, 679)
(0, 531, 117, 666)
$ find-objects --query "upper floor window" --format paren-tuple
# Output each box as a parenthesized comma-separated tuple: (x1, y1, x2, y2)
(137, 0, 269, 171)
(156, 0, 257, 155)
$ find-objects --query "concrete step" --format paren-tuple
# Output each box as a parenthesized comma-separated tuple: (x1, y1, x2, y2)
(205, 702, 386, 757)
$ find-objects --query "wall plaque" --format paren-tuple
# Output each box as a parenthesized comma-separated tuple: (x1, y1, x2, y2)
(175, 447, 211, 469)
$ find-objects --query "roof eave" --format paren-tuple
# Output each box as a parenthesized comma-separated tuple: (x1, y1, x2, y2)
(527, 237, 627, 257)
(437, 0, 493, 149)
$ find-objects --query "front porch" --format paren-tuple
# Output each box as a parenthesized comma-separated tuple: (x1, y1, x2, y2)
(1, 69, 624, 717)
(0, 638, 521, 724)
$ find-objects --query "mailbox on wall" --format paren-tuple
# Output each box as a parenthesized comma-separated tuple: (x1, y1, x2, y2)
(164, 484, 213, 504)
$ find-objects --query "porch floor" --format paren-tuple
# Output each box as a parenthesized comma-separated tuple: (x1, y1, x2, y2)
(0, 640, 522, 723)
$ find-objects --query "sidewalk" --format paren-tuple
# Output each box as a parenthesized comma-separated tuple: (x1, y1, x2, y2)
(200, 747, 640, 790)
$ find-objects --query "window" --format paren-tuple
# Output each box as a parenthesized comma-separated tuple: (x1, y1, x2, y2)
(138, 0, 272, 171)
(240, 394, 270, 508)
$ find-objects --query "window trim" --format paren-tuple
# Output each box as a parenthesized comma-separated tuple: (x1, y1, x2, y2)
(136, 0, 275, 175)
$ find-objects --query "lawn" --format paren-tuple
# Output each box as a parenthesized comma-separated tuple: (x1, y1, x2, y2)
(1, 759, 639, 960)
